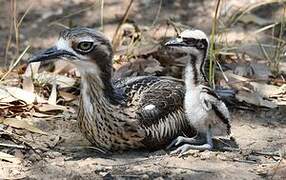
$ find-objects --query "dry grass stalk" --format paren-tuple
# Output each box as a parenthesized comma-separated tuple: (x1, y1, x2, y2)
(0, 45, 30, 82)
(112, 0, 135, 50)
(209, 0, 221, 88)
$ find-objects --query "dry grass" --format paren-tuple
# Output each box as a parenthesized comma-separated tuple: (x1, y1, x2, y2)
(4, 0, 32, 69)
(208, 0, 222, 88)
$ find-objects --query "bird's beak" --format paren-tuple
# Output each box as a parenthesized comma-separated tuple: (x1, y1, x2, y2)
(165, 37, 187, 47)
(28, 46, 75, 63)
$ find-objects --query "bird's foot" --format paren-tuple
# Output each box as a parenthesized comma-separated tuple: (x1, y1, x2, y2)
(170, 143, 213, 157)
(167, 136, 204, 150)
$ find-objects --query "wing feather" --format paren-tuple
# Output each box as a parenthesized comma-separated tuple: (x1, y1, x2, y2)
(200, 86, 231, 134)
(114, 76, 194, 148)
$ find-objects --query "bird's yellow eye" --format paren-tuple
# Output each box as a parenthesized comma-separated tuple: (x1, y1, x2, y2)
(77, 41, 93, 52)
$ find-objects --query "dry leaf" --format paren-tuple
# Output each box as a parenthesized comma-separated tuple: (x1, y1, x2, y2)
(239, 13, 273, 26)
(24, 62, 40, 76)
(250, 63, 272, 79)
(31, 112, 54, 118)
(35, 103, 67, 113)
(235, 90, 277, 109)
(255, 160, 286, 179)
(53, 60, 76, 74)
(233, 64, 254, 77)
(280, 61, 286, 74)
(237, 44, 277, 60)
(34, 72, 76, 88)
(2, 118, 47, 135)
(48, 82, 57, 105)
(0, 88, 18, 103)
(0, 152, 21, 164)
(22, 76, 34, 92)
(0, 86, 47, 104)
(250, 82, 282, 98)
(59, 91, 77, 102)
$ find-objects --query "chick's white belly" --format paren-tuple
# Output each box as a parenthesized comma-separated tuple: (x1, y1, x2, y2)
(184, 94, 209, 133)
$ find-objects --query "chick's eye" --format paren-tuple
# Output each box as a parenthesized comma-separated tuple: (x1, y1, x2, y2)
(196, 41, 205, 49)
(183, 38, 196, 45)
(77, 42, 93, 52)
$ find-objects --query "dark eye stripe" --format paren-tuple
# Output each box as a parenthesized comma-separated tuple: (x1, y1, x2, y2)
(180, 38, 208, 50)
(182, 38, 197, 45)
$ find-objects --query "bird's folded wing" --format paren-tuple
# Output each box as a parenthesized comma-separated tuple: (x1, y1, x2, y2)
(136, 80, 185, 127)
(200, 87, 231, 134)
(115, 76, 185, 126)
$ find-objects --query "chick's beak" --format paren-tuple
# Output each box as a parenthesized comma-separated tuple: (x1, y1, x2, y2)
(28, 46, 75, 63)
(165, 37, 187, 47)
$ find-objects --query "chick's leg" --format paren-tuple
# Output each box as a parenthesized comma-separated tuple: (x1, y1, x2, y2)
(167, 132, 206, 149)
(170, 128, 213, 157)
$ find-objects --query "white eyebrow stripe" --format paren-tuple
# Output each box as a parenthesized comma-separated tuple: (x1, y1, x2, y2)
(56, 38, 73, 51)
(78, 37, 94, 42)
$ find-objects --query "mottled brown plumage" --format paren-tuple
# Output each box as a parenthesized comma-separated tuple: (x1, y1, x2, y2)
(29, 27, 195, 153)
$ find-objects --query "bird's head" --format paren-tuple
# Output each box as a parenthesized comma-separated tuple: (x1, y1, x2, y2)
(165, 29, 209, 83)
(165, 29, 209, 59)
(29, 27, 113, 77)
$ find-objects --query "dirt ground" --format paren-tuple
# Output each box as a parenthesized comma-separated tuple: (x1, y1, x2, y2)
(1, 0, 286, 179)
(1, 110, 286, 179)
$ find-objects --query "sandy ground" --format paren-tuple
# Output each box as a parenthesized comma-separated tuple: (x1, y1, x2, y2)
(1, 109, 286, 179)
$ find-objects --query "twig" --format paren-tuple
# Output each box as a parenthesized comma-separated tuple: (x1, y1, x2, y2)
(167, 19, 184, 35)
(151, 0, 162, 26)
(158, 164, 215, 174)
(251, 150, 280, 157)
(12, 0, 19, 58)
(216, 60, 228, 82)
(271, 158, 283, 180)
(48, 22, 69, 29)
(0, 45, 30, 82)
(4, 0, 14, 68)
(84, 146, 109, 154)
(0, 143, 26, 149)
(48, 3, 100, 27)
(17, 2, 33, 28)
(100, 0, 104, 31)
(231, 159, 258, 164)
(98, 155, 166, 167)
(112, 0, 135, 49)
(0, 130, 47, 155)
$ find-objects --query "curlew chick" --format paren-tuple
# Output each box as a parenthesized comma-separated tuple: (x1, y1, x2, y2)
(166, 29, 231, 155)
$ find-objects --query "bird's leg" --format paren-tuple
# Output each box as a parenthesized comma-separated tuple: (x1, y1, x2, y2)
(167, 132, 206, 149)
(170, 127, 213, 156)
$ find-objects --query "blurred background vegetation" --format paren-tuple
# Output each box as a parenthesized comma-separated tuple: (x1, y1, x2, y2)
(1, 0, 285, 74)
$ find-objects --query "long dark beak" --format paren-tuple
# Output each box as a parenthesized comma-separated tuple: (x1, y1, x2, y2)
(165, 37, 187, 47)
(28, 46, 75, 63)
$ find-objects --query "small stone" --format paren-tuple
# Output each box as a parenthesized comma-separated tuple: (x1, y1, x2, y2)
(100, 172, 112, 179)
(142, 174, 149, 180)
(154, 177, 164, 180)
(199, 151, 214, 160)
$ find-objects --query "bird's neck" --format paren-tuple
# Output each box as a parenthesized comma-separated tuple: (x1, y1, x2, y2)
(184, 53, 207, 90)
(77, 61, 116, 103)
(79, 70, 145, 150)
(79, 64, 117, 110)
(79, 70, 117, 148)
